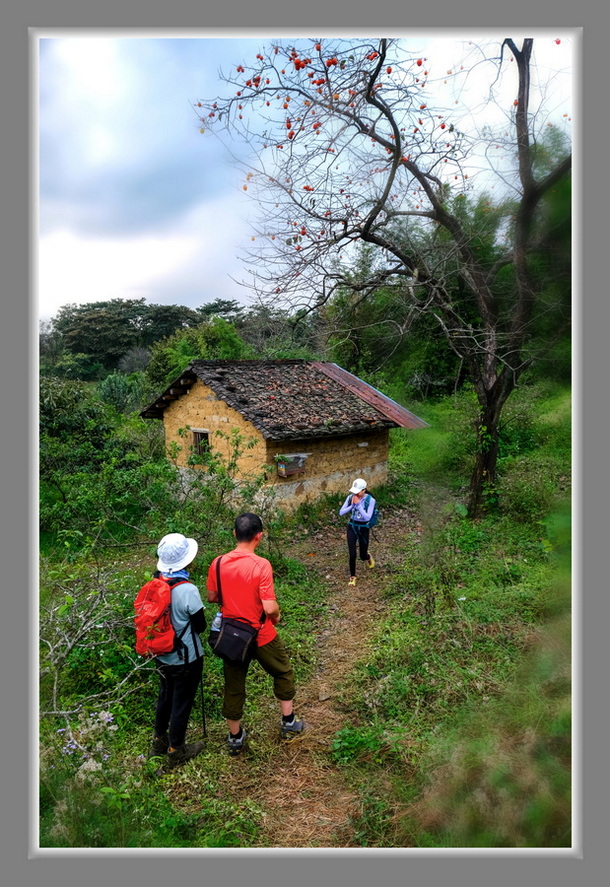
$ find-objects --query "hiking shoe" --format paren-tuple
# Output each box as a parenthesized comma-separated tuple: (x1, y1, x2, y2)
(227, 728, 247, 756)
(280, 717, 305, 740)
(368, 554, 375, 569)
(148, 733, 169, 758)
(166, 741, 205, 768)
(348, 576, 357, 587)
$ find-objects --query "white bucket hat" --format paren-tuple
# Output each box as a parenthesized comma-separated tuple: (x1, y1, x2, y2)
(349, 478, 368, 494)
(157, 533, 198, 573)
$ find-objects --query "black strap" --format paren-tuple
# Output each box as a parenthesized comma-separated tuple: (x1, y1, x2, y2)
(167, 577, 193, 663)
(172, 577, 207, 661)
(215, 556, 224, 607)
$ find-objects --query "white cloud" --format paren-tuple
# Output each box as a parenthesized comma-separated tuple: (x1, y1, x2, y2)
(37, 229, 196, 317)
(37, 189, 256, 319)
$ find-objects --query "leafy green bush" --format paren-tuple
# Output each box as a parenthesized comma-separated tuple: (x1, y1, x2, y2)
(145, 318, 254, 388)
(39, 458, 182, 543)
(42, 353, 105, 380)
(97, 371, 154, 414)
(331, 724, 386, 764)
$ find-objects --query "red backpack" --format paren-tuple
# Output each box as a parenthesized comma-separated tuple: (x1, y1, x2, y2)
(134, 576, 190, 658)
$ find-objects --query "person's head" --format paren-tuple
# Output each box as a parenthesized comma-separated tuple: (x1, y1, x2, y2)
(234, 512, 264, 543)
(349, 478, 368, 495)
(156, 532, 198, 574)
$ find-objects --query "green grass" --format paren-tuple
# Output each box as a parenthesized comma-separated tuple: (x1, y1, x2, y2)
(39, 731, 266, 848)
(328, 483, 571, 847)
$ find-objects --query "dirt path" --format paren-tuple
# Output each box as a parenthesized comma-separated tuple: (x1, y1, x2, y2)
(228, 506, 421, 848)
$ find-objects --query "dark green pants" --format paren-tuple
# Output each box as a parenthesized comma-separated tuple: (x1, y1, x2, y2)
(221, 635, 296, 721)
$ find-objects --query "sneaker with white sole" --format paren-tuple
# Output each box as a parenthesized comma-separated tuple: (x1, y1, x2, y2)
(280, 717, 305, 739)
(227, 728, 247, 756)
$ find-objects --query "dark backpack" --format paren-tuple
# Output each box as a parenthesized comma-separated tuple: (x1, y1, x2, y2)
(134, 576, 190, 658)
(363, 494, 380, 528)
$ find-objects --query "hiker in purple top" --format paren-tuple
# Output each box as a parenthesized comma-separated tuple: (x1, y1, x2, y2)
(339, 478, 376, 586)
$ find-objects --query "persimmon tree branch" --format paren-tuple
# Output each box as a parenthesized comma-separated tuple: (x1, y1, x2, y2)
(196, 35, 571, 515)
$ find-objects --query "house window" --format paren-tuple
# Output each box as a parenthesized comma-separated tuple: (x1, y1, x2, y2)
(191, 429, 210, 456)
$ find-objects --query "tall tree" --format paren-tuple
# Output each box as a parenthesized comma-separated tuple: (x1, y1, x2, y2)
(197, 36, 571, 515)
(196, 298, 245, 322)
(52, 299, 150, 370)
(47, 300, 204, 374)
(140, 303, 202, 345)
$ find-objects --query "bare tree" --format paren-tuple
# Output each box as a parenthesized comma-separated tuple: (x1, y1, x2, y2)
(197, 36, 571, 515)
(40, 561, 147, 718)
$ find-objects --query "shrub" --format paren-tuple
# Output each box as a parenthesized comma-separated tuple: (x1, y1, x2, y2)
(97, 372, 152, 414)
(498, 457, 561, 521)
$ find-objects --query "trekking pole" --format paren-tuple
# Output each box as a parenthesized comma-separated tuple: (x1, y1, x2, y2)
(200, 671, 207, 737)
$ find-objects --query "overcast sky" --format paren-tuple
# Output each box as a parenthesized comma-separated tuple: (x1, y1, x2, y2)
(36, 29, 575, 322)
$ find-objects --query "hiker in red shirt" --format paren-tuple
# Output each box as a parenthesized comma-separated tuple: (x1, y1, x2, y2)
(207, 512, 304, 755)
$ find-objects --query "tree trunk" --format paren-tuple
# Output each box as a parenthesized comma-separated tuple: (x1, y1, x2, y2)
(467, 391, 507, 518)
(467, 429, 499, 517)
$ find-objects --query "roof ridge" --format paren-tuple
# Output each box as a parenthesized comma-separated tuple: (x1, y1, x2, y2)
(140, 359, 428, 433)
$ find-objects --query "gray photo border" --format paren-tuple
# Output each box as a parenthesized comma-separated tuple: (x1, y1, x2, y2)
(3, 0, 607, 884)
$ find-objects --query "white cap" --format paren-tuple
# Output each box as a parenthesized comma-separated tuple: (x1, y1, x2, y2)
(349, 478, 367, 494)
(156, 533, 198, 573)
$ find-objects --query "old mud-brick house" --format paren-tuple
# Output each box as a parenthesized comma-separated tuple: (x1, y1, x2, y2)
(140, 359, 428, 511)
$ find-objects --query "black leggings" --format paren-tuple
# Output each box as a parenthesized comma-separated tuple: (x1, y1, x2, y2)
(347, 523, 370, 576)
(154, 656, 203, 748)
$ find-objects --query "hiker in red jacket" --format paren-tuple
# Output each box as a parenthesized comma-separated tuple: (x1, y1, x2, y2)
(339, 478, 376, 586)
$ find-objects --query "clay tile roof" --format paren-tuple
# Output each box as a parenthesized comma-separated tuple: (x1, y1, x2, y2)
(140, 359, 428, 439)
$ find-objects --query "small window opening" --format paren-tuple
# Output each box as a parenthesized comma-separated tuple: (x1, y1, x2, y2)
(192, 430, 210, 456)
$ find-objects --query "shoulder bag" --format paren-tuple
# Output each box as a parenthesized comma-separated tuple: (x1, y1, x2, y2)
(208, 556, 264, 665)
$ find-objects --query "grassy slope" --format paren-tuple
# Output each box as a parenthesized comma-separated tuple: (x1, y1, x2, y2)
(328, 382, 572, 847)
